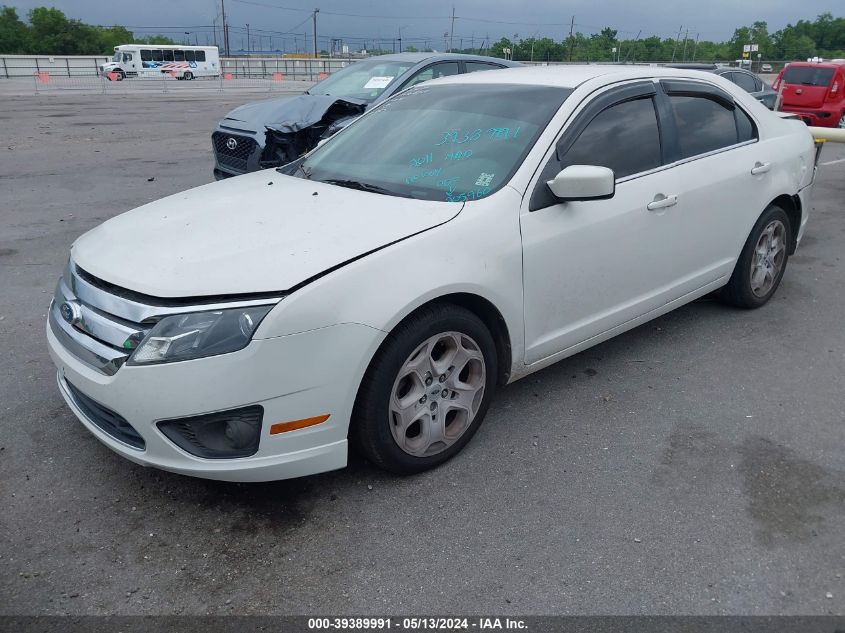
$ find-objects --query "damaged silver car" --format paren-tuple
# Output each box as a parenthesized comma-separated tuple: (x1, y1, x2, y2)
(211, 52, 519, 179)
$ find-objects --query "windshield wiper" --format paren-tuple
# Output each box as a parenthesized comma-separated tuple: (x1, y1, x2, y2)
(321, 178, 411, 198)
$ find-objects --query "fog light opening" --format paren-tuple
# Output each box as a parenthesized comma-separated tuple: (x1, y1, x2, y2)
(157, 405, 263, 459)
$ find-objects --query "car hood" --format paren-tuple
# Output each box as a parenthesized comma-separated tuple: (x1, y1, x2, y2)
(71, 171, 462, 298)
(222, 94, 367, 134)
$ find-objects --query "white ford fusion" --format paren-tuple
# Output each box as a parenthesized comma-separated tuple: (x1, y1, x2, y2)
(48, 66, 817, 481)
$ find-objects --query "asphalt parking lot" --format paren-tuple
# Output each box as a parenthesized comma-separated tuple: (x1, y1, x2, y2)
(1, 85, 844, 617)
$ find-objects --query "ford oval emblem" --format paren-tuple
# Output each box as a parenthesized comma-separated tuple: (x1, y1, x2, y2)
(59, 301, 81, 325)
(226, 137, 238, 150)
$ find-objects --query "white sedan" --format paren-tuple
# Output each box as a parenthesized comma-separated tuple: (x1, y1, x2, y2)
(47, 66, 817, 481)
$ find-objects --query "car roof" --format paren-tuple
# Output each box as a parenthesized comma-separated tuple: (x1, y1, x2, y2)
(429, 64, 741, 89)
(363, 52, 520, 67)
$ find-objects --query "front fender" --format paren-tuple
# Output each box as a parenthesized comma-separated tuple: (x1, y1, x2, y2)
(255, 188, 526, 373)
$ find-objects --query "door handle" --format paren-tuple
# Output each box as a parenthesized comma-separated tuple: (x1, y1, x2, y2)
(751, 162, 771, 175)
(647, 194, 678, 211)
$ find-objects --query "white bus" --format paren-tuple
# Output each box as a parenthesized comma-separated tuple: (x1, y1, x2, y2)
(99, 45, 220, 80)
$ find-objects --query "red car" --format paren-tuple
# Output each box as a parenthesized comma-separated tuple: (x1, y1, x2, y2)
(773, 60, 845, 128)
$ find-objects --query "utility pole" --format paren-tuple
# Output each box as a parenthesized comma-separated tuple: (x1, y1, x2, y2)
(681, 27, 689, 61)
(567, 15, 575, 61)
(671, 25, 682, 62)
(246, 23, 250, 54)
(449, 7, 455, 53)
(692, 33, 699, 61)
(312, 8, 319, 58)
(221, 0, 230, 56)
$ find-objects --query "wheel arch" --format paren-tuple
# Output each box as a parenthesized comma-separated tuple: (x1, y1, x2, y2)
(365, 292, 514, 389)
(769, 193, 802, 255)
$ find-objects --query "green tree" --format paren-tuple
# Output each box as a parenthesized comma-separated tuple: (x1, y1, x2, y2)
(0, 5, 29, 53)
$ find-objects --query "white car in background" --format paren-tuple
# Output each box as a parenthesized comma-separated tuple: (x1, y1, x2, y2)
(47, 66, 817, 481)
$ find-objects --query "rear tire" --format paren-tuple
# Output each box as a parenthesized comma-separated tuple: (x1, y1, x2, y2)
(719, 205, 792, 308)
(351, 304, 498, 475)
(183, 72, 193, 81)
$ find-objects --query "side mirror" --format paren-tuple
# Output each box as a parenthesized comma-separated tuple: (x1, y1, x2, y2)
(546, 165, 615, 201)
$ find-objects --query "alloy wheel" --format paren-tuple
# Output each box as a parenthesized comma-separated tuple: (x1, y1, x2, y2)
(750, 219, 786, 297)
(389, 331, 486, 457)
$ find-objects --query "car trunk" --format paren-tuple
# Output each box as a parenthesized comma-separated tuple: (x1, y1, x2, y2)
(779, 66, 836, 108)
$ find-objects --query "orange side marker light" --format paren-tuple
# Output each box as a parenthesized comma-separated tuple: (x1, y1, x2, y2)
(270, 414, 330, 435)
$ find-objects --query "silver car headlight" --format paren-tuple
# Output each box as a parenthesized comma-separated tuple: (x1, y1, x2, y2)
(129, 305, 273, 365)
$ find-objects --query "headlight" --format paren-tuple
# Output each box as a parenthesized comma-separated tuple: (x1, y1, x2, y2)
(129, 305, 273, 365)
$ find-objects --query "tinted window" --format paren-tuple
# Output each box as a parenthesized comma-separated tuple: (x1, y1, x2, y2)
(668, 95, 738, 159)
(736, 107, 757, 143)
(783, 66, 835, 87)
(163, 49, 174, 62)
(151, 49, 163, 62)
(405, 62, 461, 89)
(731, 71, 759, 93)
(196, 50, 206, 62)
(140, 49, 151, 61)
(122, 53, 132, 63)
(559, 97, 661, 179)
(174, 49, 185, 61)
(184, 50, 195, 62)
(465, 62, 504, 73)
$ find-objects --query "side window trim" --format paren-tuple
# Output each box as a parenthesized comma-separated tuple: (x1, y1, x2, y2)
(659, 79, 735, 110)
(528, 81, 659, 212)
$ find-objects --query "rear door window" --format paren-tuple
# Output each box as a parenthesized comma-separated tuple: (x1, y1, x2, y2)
(667, 95, 740, 159)
(196, 50, 206, 62)
(731, 71, 759, 93)
(782, 66, 835, 86)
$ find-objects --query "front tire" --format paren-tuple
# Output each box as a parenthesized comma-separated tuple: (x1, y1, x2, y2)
(351, 304, 498, 474)
(720, 205, 792, 308)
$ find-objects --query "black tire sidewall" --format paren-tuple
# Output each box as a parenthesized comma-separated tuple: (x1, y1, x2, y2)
(729, 205, 792, 308)
(353, 305, 498, 474)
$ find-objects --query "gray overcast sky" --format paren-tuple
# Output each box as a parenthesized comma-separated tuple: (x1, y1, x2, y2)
(7, 0, 838, 51)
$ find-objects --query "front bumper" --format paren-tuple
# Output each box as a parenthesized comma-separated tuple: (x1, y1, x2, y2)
(48, 320, 384, 481)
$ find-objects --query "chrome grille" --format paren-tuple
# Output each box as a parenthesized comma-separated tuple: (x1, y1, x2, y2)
(50, 262, 151, 375)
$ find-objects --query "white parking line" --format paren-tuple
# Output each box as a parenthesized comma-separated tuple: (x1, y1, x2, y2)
(820, 158, 845, 166)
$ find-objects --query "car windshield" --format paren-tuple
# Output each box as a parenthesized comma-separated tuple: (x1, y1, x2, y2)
(782, 66, 835, 87)
(112, 52, 121, 62)
(282, 84, 572, 202)
(308, 59, 416, 102)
